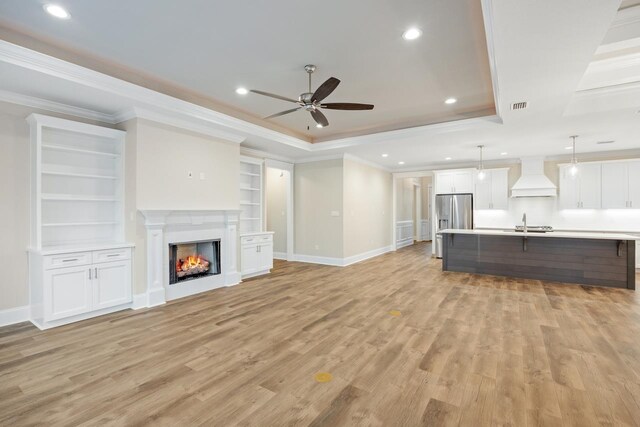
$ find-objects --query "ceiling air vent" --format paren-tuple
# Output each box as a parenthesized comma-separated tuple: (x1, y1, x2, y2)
(511, 101, 528, 110)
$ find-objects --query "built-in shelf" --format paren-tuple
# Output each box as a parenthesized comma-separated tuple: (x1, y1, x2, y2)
(42, 143, 119, 158)
(28, 113, 126, 249)
(41, 169, 118, 180)
(42, 193, 117, 202)
(42, 221, 118, 227)
(239, 156, 263, 234)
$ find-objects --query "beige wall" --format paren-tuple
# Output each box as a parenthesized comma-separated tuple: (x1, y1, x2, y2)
(265, 167, 287, 254)
(294, 159, 344, 258)
(343, 159, 393, 258)
(396, 178, 417, 222)
(135, 119, 239, 210)
(0, 102, 118, 310)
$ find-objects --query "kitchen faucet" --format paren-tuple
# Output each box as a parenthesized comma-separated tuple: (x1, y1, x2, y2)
(522, 213, 527, 233)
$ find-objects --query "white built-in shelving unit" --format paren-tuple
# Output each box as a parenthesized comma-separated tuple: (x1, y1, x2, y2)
(27, 114, 133, 330)
(28, 114, 126, 249)
(239, 156, 264, 233)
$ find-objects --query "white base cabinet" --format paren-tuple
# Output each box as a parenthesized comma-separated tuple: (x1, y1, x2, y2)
(241, 232, 274, 279)
(30, 245, 133, 329)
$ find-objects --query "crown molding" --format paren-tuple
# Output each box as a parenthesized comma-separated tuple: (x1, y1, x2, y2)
(0, 40, 311, 149)
(0, 89, 116, 123)
(481, 0, 503, 120)
(343, 153, 391, 172)
(116, 106, 246, 144)
(240, 147, 295, 163)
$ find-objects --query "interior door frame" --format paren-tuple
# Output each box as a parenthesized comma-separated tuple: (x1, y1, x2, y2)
(265, 159, 294, 261)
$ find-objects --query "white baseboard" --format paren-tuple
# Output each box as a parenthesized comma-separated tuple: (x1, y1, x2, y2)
(273, 251, 287, 260)
(131, 293, 148, 310)
(294, 245, 393, 268)
(396, 238, 414, 249)
(0, 305, 30, 327)
(293, 253, 344, 266)
(343, 245, 393, 266)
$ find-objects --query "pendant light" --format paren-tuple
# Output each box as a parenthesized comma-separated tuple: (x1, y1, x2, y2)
(477, 145, 486, 180)
(569, 135, 579, 177)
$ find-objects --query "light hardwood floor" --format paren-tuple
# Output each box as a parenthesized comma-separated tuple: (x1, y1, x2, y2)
(1, 243, 640, 426)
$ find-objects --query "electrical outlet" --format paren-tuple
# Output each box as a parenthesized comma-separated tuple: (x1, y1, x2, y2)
(199, 172, 205, 180)
(315, 244, 319, 250)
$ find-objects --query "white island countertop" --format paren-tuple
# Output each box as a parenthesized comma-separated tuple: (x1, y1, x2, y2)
(438, 229, 640, 241)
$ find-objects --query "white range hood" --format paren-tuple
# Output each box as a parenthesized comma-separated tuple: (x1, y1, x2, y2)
(511, 157, 557, 198)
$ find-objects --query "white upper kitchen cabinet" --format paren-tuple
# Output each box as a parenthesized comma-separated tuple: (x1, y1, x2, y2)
(474, 169, 509, 210)
(435, 170, 474, 194)
(558, 163, 601, 209)
(603, 160, 640, 209)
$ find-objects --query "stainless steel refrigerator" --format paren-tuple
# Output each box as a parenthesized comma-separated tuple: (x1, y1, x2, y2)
(435, 193, 473, 258)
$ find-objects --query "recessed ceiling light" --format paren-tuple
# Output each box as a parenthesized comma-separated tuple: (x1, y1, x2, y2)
(398, 161, 405, 165)
(402, 28, 422, 41)
(445, 157, 452, 160)
(500, 152, 508, 156)
(565, 146, 572, 150)
(235, 87, 248, 95)
(316, 124, 323, 128)
(44, 4, 70, 19)
(444, 98, 457, 105)
(382, 154, 389, 158)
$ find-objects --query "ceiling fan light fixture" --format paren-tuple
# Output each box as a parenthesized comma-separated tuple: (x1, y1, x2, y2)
(402, 27, 422, 40)
(44, 4, 70, 19)
(316, 124, 323, 128)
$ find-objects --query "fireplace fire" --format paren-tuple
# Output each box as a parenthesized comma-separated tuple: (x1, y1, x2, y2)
(169, 239, 221, 284)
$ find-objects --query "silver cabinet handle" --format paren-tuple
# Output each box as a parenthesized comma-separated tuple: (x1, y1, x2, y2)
(89, 269, 92, 280)
(62, 258, 79, 262)
(106, 253, 119, 258)
(95, 267, 98, 278)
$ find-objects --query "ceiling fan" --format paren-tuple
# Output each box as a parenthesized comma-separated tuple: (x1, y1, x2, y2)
(250, 64, 374, 128)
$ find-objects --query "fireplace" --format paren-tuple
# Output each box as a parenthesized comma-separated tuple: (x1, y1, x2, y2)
(169, 239, 221, 285)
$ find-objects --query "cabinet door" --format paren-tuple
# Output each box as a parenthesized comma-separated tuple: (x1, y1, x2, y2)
(559, 166, 579, 209)
(474, 174, 492, 210)
(435, 173, 454, 194)
(601, 163, 628, 208)
(490, 169, 509, 210)
(578, 163, 601, 209)
(241, 244, 258, 275)
(628, 161, 640, 209)
(93, 261, 132, 310)
(453, 171, 474, 193)
(44, 265, 92, 321)
(258, 243, 274, 271)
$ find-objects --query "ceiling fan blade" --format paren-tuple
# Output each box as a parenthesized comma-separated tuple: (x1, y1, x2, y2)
(264, 107, 302, 120)
(310, 109, 329, 127)
(311, 77, 340, 103)
(250, 89, 298, 103)
(320, 103, 374, 111)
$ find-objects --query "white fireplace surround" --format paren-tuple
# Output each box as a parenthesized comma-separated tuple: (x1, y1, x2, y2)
(139, 209, 240, 306)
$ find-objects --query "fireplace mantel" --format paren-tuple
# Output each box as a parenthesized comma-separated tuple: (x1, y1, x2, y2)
(138, 209, 240, 306)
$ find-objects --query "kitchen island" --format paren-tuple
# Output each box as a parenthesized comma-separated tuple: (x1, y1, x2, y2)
(439, 229, 637, 289)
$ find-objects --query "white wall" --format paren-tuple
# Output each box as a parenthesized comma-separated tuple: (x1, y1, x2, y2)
(343, 158, 392, 258)
(294, 159, 344, 258)
(135, 119, 239, 210)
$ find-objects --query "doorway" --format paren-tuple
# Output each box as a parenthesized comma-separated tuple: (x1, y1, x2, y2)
(265, 160, 294, 260)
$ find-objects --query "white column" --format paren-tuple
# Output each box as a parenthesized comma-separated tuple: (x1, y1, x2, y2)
(225, 212, 240, 286)
(145, 224, 167, 307)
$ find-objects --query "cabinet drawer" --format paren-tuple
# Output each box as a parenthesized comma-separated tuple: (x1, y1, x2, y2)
(259, 234, 273, 242)
(92, 248, 131, 263)
(44, 252, 92, 270)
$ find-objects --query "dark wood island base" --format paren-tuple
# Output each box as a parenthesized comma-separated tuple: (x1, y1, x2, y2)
(441, 232, 636, 290)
